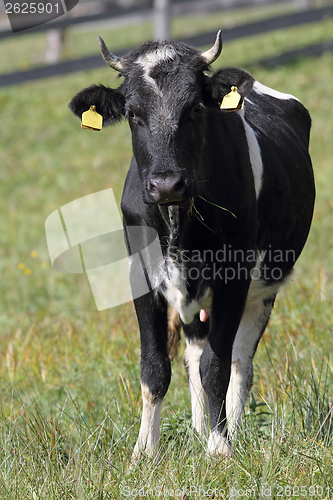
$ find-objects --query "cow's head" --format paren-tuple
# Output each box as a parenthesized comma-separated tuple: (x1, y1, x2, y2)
(69, 32, 254, 205)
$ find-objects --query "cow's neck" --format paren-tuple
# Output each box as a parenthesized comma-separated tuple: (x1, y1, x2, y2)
(168, 206, 179, 246)
(157, 203, 213, 324)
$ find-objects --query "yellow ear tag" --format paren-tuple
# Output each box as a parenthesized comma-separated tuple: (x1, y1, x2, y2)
(220, 86, 243, 112)
(81, 105, 103, 131)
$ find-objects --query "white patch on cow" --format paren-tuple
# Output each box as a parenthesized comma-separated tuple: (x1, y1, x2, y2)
(253, 80, 300, 102)
(137, 46, 176, 71)
(226, 297, 274, 441)
(244, 97, 255, 106)
(157, 206, 213, 324)
(207, 430, 233, 457)
(132, 383, 162, 461)
(163, 267, 213, 324)
(247, 279, 279, 305)
(136, 46, 176, 95)
(184, 338, 207, 435)
(168, 205, 179, 236)
(246, 272, 291, 306)
(245, 254, 291, 306)
(237, 108, 263, 198)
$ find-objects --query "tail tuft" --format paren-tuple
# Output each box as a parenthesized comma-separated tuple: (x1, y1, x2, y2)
(167, 306, 182, 360)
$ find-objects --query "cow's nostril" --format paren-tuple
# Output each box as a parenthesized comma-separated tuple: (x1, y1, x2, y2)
(174, 178, 185, 193)
(147, 173, 187, 204)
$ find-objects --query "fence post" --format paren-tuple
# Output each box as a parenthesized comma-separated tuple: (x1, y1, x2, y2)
(154, 0, 171, 41)
(45, 28, 65, 64)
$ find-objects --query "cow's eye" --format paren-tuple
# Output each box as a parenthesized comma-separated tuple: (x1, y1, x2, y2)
(128, 110, 144, 126)
(192, 104, 204, 117)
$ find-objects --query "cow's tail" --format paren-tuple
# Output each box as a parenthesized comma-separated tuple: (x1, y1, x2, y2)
(167, 306, 182, 360)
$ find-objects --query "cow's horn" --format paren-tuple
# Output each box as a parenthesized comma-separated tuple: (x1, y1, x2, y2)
(98, 36, 124, 72)
(201, 30, 223, 65)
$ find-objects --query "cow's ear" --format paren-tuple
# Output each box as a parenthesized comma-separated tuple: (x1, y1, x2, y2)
(205, 68, 254, 106)
(69, 84, 125, 126)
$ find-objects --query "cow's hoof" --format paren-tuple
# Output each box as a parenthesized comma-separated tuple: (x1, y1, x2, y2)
(130, 444, 160, 468)
(207, 431, 233, 457)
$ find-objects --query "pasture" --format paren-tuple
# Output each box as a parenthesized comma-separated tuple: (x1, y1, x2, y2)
(0, 3, 333, 498)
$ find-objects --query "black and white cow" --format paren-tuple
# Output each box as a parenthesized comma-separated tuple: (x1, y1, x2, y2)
(69, 32, 315, 457)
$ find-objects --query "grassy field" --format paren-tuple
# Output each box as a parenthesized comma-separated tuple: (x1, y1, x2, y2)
(1, 3, 333, 498)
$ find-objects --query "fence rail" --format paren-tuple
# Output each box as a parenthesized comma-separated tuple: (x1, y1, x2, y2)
(0, 3, 333, 86)
(0, 0, 313, 40)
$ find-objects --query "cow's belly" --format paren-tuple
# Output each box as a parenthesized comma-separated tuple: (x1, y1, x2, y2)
(162, 278, 213, 324)
(157, 256, 212, 323)
(162, 271, 290, 323)
(162, 275, 285, 326)
(159, 247, 290, 324)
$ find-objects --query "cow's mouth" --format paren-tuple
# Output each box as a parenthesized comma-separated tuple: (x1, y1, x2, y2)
(158, 199, 191, 207)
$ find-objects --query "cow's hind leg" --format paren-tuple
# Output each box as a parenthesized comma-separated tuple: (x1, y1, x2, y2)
(183, 316, 209, 436)
(226, 294, 276, 441)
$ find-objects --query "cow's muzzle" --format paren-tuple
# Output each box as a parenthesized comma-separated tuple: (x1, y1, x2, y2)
(147, 173, 187, 205)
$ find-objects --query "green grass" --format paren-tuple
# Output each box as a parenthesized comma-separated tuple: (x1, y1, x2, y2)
(1, 4, 333, 498)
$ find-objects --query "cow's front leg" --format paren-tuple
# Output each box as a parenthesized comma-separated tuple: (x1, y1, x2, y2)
(200, 281, 250, 457)
(133, 382, 163, 459)
(200, 340, 234, 456)
(132, 293, 170, 461)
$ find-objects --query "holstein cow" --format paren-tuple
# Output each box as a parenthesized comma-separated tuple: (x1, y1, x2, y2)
(69, 32, 315, 457)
